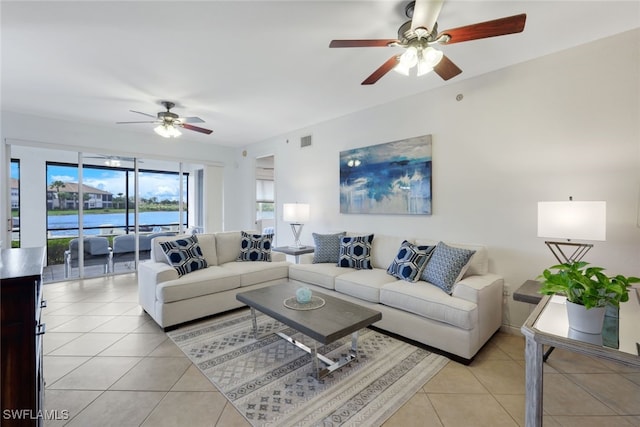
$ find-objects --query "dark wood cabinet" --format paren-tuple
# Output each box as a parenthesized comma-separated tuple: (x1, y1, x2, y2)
(1, 247, 46, 427)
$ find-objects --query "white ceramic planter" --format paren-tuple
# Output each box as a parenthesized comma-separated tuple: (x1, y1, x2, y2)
(565, 300, 606, 334)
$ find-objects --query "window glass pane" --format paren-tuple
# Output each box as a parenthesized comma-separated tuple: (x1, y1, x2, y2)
(256, 179, 274, 202)
(137, 170, 187, 232)
(10, 159, 20, 247)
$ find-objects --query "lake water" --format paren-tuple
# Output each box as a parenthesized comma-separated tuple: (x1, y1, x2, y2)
(47, 211, 187, 236)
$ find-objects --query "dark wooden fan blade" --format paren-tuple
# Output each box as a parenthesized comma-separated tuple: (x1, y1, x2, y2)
(181, 123, 213, 135)
(179, 116, 205, 124)
(362, 56, 400, 85)
(411, 0, 444, 32)
(129, 110, 157, 119)
(433, 55, 462, 81)
(116, 121, 158, 124)
(439, 13, 526, 45)
(330, 39, 398, 48)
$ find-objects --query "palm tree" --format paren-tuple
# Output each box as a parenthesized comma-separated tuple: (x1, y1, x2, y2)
(49, 180, 66, 210)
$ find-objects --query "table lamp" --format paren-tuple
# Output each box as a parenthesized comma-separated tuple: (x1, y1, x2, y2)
(283, 203, 310, 248)
(537, 198, 606, 264)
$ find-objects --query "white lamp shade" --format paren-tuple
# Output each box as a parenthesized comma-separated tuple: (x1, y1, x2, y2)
(283, 203, 310, 223)
(537, 201, 606, 241)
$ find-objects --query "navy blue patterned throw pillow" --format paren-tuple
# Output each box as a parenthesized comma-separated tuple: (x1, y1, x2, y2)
(337, 234, 374, 270)
(159, 235, 208, 277)
(237, 231, 273, 262)
(312, 232, 345, 263)
(387, 241, 435, 282)
(421, 242, 475, 294)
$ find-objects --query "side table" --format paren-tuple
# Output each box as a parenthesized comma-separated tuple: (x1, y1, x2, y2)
(273, 246, 315, 264)
(513, 280, 543, 305)
(514, 280, 555, 361)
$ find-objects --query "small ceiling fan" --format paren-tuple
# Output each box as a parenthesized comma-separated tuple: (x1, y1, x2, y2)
(116, 101, 213, 137)
(329, 0, 526, 84)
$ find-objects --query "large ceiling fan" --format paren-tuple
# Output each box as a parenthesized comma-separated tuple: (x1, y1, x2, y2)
(329, 0, 526, 84)
(116, 101, 213, 137)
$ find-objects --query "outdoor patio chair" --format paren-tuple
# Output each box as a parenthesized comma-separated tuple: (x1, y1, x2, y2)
(64, 236, 112, 278)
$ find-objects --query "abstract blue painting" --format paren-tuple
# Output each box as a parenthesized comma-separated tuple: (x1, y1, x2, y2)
(340, 135, 432, 215)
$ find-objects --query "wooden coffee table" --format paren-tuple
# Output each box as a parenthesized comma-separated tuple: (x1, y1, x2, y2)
(236, 282, 382, 379)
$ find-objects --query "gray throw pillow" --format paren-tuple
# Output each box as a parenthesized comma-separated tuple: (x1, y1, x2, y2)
(312, 232, 345, 263)
(421, 241, 475, 294)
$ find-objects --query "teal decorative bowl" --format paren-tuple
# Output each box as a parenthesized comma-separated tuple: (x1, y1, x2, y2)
(296, 287, 312, 304)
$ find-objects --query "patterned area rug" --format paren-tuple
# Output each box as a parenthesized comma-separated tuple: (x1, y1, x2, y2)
(168, 309, 449, 427)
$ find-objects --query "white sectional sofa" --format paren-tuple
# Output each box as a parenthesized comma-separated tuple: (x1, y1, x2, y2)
(288, 233, 504, 362)
(138, 231, 290, 329)
(137, 231, 503, 362)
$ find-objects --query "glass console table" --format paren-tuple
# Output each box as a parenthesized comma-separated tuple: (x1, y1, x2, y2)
(521, 287, 640, 427)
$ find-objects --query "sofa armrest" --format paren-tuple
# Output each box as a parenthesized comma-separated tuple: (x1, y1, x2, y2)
(452, 273, 503, 303)
(138, 261, 179, 320)
(138, 261, 179, 286)
(453, 273, 504, 346)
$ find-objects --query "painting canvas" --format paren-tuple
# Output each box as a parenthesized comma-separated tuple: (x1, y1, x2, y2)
(340, 135, 432, 215)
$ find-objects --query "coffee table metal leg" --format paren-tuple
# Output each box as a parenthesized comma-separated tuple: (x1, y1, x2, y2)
(276, 330, 360, 380)
(311, 341, 320, 378)
(250, 307, 258, 339)
(351, 330, 358, 353)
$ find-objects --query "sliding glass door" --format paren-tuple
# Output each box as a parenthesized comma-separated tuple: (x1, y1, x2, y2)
(6, 143, 201, 282)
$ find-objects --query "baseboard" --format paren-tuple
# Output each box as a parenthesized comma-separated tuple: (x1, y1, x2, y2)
(500, 324, 524, 336)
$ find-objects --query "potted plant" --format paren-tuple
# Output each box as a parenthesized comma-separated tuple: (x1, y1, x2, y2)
(538, 261, 640, 334)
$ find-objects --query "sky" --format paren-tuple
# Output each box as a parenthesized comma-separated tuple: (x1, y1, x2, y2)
(44, 164, 186, 201)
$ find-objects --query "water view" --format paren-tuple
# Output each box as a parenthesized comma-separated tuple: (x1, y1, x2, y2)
(47, 211, 186, 236)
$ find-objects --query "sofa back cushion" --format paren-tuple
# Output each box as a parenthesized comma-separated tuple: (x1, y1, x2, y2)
(193, 233, 218, 266)
(347, 233, 406, 270)
(215, 231, 243, 264)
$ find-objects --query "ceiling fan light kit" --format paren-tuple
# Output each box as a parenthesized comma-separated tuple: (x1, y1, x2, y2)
(329, 0, 526, 85)
(154, 123, 182, 138)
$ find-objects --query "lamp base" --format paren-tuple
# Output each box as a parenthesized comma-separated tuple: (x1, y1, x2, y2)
(289, 223, 304, 250)
(545, 241, 594, 264)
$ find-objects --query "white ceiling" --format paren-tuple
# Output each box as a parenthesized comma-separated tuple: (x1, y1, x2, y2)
(2, 1, 639, 147)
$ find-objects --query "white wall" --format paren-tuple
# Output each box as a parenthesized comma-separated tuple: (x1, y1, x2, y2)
(240, 29, 640, 331)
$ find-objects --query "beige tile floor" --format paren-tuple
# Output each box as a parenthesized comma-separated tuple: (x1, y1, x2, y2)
(41, 274, 640, 426)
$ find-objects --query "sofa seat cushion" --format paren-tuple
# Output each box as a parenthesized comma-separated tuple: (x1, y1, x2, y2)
(220, 261, 289, 287)
(289, 263, 351, 290)
(156, 266, 240, 303)
(334, 268, 400, 303)
(380, 281, 477, 330)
